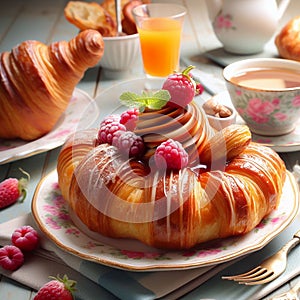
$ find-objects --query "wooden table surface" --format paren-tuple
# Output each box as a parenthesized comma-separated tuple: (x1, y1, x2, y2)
(0, 0, 299, 299)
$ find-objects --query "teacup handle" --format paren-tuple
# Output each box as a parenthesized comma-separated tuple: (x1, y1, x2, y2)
(277, 0, 290, 20)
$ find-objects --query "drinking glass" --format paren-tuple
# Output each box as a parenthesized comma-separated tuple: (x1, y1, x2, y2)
(132, 3, 186, 78)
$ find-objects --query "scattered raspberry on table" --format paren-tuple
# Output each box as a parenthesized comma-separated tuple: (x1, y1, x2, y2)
(11, 225, 39, 251)
(0, 169, 29, 209)
(0, 245, 24, 271)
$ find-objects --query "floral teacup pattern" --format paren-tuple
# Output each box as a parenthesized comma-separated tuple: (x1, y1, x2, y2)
(230, 86, 300, 136)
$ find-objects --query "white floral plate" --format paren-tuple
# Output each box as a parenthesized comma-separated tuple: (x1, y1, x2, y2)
(0, 89, 99, 164)
(32, 170, 299, 271)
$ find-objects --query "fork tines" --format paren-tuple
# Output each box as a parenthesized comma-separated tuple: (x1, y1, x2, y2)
(222, 267, 276, 285)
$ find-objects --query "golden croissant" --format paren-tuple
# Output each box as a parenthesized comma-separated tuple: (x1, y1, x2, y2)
(0, 29, 104, 141)
(57, 97, 286, 250)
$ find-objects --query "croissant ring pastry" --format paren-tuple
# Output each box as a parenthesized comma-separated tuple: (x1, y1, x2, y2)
(57, 81, 286, 250)
(0, 29, 104, 141)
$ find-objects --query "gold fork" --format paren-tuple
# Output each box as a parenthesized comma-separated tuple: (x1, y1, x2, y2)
(222, 229, 300, 285)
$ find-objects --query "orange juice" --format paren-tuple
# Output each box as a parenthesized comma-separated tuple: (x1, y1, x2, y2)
(137, 18, 183, 77)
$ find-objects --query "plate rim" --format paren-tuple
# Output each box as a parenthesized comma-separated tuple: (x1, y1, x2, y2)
(31, 169, 299, 271)
(0, 88, 98, 164)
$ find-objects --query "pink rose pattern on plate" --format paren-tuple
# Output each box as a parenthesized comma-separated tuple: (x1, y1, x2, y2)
(43, 182, 74, 232)
(40, 179, 287, 261)
(255, 213, 287, 231)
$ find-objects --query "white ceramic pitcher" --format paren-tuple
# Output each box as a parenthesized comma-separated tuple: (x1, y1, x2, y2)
(205, 0, 290, 54)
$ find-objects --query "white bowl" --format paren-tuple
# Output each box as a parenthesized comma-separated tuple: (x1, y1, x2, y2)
(202, 92, 237, 131)
(100, 33, 140, 78)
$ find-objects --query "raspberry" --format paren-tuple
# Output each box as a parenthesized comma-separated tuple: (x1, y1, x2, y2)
(0, 245, 24, 271)
(34, 274, 76, 300)
(154, 139, 189, 170)
(162, 65, 197, 108)
(100, 114, 120, 127)
(195, 82, 204, 95)
(0, 171, 29, 210)
(117, 131, 146, 158)
(12, 225, 39, 251)
(120, 108, 139, 131)
(97, 121, 126, 145)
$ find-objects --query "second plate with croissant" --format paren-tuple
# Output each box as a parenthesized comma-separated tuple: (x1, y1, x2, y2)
(0, 88, 99, 164)
(0, 29, 105, 163)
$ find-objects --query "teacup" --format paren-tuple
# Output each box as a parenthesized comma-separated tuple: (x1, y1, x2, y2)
(223, 58, 300, 136)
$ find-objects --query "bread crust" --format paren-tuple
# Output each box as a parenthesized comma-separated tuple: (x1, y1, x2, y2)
(65, 0, 151, 36)
(275, 16, 300, 61)
(64, 1, 117, 36)
(0, 30, 104, 140)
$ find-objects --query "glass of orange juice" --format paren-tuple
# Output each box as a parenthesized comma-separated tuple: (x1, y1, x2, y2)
(132, 3, 186, 78)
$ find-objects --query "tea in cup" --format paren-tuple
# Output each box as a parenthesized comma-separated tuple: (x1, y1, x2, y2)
(223, 58, 300, 136)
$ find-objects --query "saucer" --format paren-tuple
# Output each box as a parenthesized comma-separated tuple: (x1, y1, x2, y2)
(203, 45, 279, 68)
(248, 118, 300, 152)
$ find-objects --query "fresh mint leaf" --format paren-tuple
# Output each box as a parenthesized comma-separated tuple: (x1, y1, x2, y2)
(119, 89, 170, 111)
(119, 92, 141, 107)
